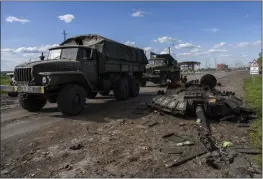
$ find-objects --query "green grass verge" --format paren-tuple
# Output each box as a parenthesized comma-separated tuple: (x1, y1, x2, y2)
(1, 76, 11, 94)
(243, 75, 262, 166)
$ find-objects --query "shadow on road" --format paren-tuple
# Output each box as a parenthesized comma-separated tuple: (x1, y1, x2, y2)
(40, 91, 158, 123)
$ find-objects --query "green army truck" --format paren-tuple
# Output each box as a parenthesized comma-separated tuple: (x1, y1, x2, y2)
(140, 53, 180, 86)
(0, 34, 148, 116)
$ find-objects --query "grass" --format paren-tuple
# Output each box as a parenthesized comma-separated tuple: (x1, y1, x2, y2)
(0, 75, 11, 94)
(1, 76, 10, 85)
(243, 75, 262, 166)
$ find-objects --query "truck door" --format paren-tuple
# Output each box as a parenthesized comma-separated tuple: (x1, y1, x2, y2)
(80, 48, 98, 84)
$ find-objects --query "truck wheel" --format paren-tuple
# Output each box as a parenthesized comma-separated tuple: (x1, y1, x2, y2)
(140, 80, 146, 87)
(129, 78, 140, 97)
(113, 77, 130, 101)
(99, 90, 110, 96)
(19, 93, 47, 112)
(87, 92, 98, 99)
(58, 84, 86, 116)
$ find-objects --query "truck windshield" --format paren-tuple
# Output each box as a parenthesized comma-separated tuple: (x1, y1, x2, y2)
(154, 60, 166, 65)
(47, 48, 79, 60)
(148, 60, 155, 64)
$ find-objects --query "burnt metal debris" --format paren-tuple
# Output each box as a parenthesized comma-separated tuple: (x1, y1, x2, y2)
(148, 73, 258, 171)
(148, 74, 257, 123)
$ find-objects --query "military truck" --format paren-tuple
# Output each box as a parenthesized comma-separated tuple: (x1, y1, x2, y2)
(0, 34, 148, 116)
(140, 53, 180, 86)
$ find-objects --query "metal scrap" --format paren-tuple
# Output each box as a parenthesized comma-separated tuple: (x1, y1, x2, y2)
(148, 73, 257, 123)
(234, 148, 262, 155)
(165, 150, 207, 168)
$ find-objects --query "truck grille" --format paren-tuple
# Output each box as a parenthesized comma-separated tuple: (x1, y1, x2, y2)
(14, 68, 32, 82)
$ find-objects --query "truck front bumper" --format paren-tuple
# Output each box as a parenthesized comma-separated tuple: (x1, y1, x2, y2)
(0, 85, 45, 94)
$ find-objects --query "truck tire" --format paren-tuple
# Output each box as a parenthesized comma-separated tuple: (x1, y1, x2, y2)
(99, 90, 110, 96)
(87, 92, 98, 99)
(129, 78, 140, 97)
(19, 93, 47, 112)
(140, 80, 146, 87)
(58, 84, 86, 116)
(113, 77, 130, 101)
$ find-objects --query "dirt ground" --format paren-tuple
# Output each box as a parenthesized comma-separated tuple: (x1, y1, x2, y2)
(1, 71, 262, 178)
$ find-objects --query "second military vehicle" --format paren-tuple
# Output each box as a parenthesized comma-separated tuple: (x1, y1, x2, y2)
(0, 34, 148, 116)
(140, 53, 180, 87)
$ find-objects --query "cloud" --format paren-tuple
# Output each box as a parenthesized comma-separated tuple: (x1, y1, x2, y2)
(175, 43, 201, 50)
(58, 14, 75, 23)
(177, 48, 228, 57)
(236, 41, 261, 48)
(153, 36, 180, 43)
(124, 41, 135, 46)
(1, 44, 59, 55)
(131, 9, 145, 17)
(241, 54, 249, 58)
(213, 42, 226, 48)
(160, 47, 175, 55)
(144, 47, 153, 52)
(176, 52, 193, 56)
(204, 28, 219, 32)
(219, 54, 231, 57)
(160, 48, 169, 54)
(1, 44, 59, 71)
(208, 49, 228, 53)
(190, 48, 202, 53)
(6, 16, 30, 24)
(1, 48, 15, 54)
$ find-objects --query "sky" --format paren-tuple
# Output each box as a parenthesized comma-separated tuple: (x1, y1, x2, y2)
(1, 1, 262, 71)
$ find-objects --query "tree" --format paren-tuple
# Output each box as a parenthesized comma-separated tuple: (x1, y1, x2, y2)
(257, 56, 262, 67)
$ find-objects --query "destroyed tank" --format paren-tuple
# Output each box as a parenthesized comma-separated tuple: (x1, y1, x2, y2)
(148, 74, 256, 123)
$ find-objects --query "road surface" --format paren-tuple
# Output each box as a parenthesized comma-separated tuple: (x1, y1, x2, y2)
(1, 70, 261, 178)
(0, 70, 239, 139)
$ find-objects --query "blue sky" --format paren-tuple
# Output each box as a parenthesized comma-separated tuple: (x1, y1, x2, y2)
(1, 1, 262, 70)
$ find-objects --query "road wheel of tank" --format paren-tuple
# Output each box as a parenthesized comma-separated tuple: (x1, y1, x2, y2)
(140, 80, 146, 87)
(129, 78, 140, 97)
(58, 84, 86, 116)
(19, 93, 47, 112)
(8, 92, 18, 97)
(87, 92, 98, 99)
(113, 77, 130, 101)
(99, 90, 110, 96)
(200, 74, 217, 89)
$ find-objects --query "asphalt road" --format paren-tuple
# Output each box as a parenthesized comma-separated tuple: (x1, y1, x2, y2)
(0, 70, 248, 140)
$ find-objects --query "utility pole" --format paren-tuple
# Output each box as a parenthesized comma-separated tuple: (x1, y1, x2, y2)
(62, 30, 67, 41)
(168, 44, 174, 55)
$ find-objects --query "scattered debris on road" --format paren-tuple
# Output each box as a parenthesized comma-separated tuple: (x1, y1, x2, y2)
(69, 143, 84, 150)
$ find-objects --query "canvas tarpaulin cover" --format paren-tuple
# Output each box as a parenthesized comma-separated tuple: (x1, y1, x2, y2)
(60, 34, 148, 64)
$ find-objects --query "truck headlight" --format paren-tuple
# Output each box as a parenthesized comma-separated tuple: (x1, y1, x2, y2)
(42, 76, 48, 84)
